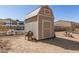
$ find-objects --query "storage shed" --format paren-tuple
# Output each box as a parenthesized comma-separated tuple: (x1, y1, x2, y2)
(24, 6, 55, 40)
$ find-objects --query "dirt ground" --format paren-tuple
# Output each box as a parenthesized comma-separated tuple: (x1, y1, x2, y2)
(0, 32, 79, 53)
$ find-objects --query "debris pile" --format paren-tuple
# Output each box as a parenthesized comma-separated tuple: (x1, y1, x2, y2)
(0, 39, 11, 53)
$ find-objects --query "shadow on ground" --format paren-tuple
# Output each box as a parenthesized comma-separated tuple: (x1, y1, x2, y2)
(37, 37, 79, 51)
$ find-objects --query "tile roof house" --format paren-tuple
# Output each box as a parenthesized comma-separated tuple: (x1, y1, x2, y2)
(24, 6, 55, 40)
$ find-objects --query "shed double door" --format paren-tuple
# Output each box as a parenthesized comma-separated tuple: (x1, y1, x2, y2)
(42, 20, 51, 39)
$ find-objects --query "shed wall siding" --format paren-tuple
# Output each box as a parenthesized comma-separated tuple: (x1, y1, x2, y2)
(38, 15, 54, 39)
(25, 21, 38, 39)
(25, 16, 37, 23)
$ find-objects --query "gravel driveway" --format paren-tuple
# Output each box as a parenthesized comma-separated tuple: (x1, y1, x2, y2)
(0, 33, 79, 53)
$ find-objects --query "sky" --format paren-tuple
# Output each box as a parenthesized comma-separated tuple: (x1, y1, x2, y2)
(0, 5, 79, 22)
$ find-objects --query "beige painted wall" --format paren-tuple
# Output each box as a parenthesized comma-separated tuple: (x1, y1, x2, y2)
(25, 20, 38, 39)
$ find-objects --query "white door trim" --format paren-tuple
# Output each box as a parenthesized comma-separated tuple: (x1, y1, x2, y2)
(42, 20, 51, 39)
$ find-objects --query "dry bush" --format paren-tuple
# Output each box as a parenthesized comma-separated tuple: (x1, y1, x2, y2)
(0, 39, 11, 53)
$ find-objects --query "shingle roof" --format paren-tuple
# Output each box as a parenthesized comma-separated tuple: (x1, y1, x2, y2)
(25, 7, 41, 19)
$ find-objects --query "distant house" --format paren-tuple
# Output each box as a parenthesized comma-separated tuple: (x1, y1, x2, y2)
(0, 18, 17, 31)
(0, 18, 24, 35)
(15, 20, 24, 34)
(25, 6, 55, 40)
(16, 20, 24, 30)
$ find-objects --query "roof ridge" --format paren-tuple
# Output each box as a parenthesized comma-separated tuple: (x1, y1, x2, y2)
(25, 6, 42, 19)
(25, 6, 41, 16)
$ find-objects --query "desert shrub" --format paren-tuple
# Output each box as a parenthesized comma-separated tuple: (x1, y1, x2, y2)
(0, 40, 11, 53)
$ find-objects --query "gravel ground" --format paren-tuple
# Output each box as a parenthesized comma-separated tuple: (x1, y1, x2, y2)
(0, 32, 79, 53)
